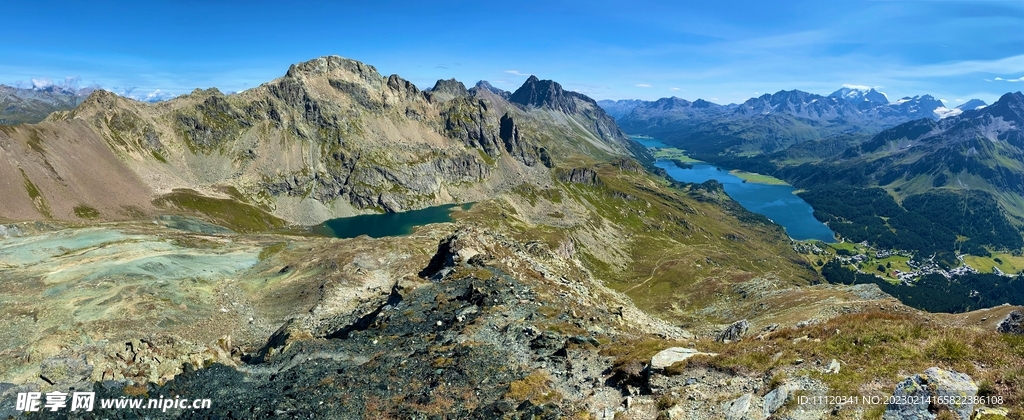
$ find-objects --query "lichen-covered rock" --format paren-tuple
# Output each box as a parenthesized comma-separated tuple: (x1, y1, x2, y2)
(883, 374, 933, 420)
(925, 367, 978, 420)
(882, 367, 978, 420)
(718, 319, 750, 342)
(997, 310, 1023, 334)
(763, 384, 790, 415)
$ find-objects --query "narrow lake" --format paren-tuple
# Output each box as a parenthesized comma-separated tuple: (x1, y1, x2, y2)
(633, 137, 835, 242)
(312, 203, 471, 238)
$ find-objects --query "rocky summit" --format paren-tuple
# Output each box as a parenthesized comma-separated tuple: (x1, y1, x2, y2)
(0, 56, 1023, 420)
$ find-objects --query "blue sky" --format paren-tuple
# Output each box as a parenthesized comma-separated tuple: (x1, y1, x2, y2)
(2, 0, 1022, 105)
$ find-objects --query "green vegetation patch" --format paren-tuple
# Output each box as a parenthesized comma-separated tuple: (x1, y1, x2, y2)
(258, 242, 288, 261)
(20, 168, 51, 218)
(964, 253, 1024, 275)
(729, 169, 789, 185)
(652, 147, 702, 163)
(504, 370, 562, 404)
(153, 189, 288, 233)
(73, 205, 100, 219)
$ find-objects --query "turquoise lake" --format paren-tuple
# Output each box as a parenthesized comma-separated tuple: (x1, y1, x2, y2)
(312, 203, 472, 238)
(634, 137, 835, 242)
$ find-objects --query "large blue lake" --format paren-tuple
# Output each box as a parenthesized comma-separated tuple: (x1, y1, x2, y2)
(634, 137, 835, 242)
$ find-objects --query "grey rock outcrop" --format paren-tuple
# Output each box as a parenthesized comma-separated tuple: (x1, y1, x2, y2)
(441, 97, 501, 157)
(718, 319, 750, 342)
(557, 167, 602, 186)
(763, 384, 790, 415)
(882, 367, 978, 420)
(997, 310, 1023, 334)
(650, 348, 717, 369)
(722, 393, 759, 420)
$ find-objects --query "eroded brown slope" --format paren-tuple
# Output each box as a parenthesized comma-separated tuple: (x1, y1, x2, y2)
(0, 121, 154, 221)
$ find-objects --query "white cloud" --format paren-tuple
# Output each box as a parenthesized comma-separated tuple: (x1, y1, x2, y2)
(669, 87, 680, 91)
(995, 77, 1005, 81)
(635, 83, 652, 88)
(504, 70, 528, 76)
(941, 99, 948, 103)
(31, 78, 53, 89)
(141, 89, 176, 102)
(842, 84, 871, 90)
(955, 99, 963, 102)
(1008, 77, 1024, 83)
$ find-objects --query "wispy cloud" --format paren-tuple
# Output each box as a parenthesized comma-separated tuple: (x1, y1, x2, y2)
(669, 87, 680, 91)
(635, 83, 652, 88)
(1007, 76, 1024, 83)
(995, 77, 1005, 81)
(903, 54, 1024, 78)
(504, 70, 528, 76)
(842, 84, 872, 90)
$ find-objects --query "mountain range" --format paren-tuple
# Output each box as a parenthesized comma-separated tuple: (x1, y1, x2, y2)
(0, 56, 639, 225)
(0, 84, 94, 124)
(601, 87, 986, 157)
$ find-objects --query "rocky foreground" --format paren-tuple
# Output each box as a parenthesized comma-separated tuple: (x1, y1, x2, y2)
(2, 222, 1022, 419)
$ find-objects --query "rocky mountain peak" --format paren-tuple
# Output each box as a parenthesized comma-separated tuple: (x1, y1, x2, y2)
(284, 55, 382, 83)
(829, 86, 889, 105)
(985, 91, 1024, 123)
(691, 99, 718, 108)
(472, 81, 511, 99)
(956, 99, 987, 111)
(430, 78, 469, 97)
(425, 78, 470, 103)
(652, 97, 692, 110)
(509, 76, 578, 114)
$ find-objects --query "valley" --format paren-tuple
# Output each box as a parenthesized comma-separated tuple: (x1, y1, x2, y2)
(609, 88, 1024, 316)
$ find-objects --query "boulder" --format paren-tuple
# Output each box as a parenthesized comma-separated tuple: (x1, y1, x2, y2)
(763, 384, 791, 415)
(996, 310, 1023, 334)
(882, 367, 978, 420)
(723, 393, 755, 420)
(650, 347, 718, 369)
(718, 319, 750, 342)
(924, 367, 977, 420)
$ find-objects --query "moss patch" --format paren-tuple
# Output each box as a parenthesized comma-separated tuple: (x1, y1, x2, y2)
(153, 189, 288, 233)
(20, 168, 51, 218)
(73, 205, 100, 219)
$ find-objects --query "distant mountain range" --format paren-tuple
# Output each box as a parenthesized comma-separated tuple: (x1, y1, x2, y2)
(599, 87, 987, 157)
(0, 84, 94, 124)
(793, 91, 1024, 211)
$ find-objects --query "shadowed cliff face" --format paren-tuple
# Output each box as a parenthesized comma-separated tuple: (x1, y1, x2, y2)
(1, 56, 641, 226)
